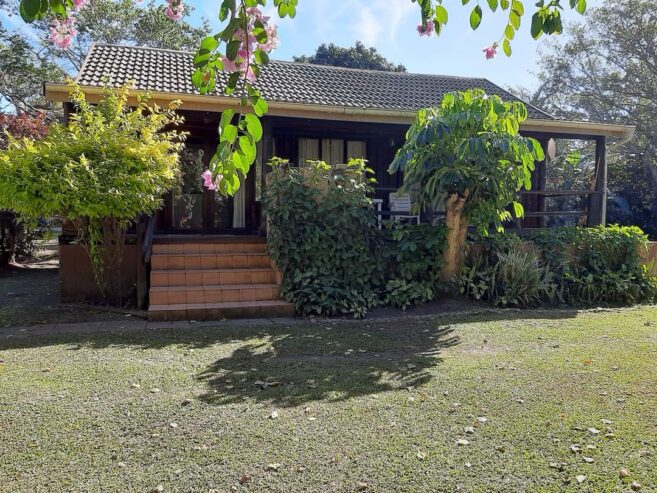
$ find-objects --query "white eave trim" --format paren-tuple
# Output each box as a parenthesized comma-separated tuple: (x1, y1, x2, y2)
(44, 83, 635, 139)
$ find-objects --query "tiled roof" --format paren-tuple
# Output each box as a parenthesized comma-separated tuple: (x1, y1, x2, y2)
(77, 43, 554, 120)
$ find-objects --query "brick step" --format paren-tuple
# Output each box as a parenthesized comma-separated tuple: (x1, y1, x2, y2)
(150, 284, 280, 305)
(148, 300, 295, 321)
(150, 268, 277, 287)
(151, 253, 271, 270)
(153, 242, 267, 255)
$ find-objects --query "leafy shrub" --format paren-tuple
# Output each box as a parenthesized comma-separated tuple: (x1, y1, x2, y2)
(0, 83, 184, 304)
(384, 279, 434, 310)
(265, 158, 383, 317)
(529, 225, 657, 305)
(461, 247, 557, 307)
(461, 225, 657, 307)
(381, 223, 448, 309)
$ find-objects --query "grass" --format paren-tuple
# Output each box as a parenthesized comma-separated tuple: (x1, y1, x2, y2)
(1, 306, 657, 492)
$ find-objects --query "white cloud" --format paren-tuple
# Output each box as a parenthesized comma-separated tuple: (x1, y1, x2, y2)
(349, 0, 415, 46)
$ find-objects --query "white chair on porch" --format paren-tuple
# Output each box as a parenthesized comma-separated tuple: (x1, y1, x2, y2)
(389, 192, 420, 225)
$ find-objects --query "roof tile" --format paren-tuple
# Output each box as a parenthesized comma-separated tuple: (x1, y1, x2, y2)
(76, 44, 553, 120)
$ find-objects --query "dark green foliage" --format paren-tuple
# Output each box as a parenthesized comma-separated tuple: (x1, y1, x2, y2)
(0, 212, 46, 267)
(462, 225, 657, 307)
(293, 41, 406, 72)
(461, 247, 557, 307)
(382, 223, 448, 310)
(528, 225, 657, 305)
(264, 159, 383, 317)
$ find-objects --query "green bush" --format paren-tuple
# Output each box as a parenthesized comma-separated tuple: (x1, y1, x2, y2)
(461, 247, 557, 307)
(0, 83, 184, 304)
(529, 225, 657, 305)
(264, 159, 383, 317)
(461, 225, 657, 307)
(382, 223, 448, 310)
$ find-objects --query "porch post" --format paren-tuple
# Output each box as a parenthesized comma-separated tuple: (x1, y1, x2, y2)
(587, 136, 607, 226)
(259, 117, 274, 234)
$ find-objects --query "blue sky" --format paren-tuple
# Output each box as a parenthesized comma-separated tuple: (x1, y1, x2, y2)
(0, 0, 597, 92)
(188, 0, 599, 92)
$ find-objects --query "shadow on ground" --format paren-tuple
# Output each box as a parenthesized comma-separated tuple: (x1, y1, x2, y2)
(1, 307, 584, 407)
(196, 321, 460, 407)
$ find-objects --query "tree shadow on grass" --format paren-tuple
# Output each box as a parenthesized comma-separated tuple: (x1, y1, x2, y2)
(196, 321, 460, 408)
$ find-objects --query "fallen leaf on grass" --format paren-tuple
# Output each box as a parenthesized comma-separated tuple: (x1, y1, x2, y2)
(601, 419, 613, 425)
(477, 417, 488, 423)
(576, 475, 587, 484)
(619, 468, 630, 478)
(239, 474, 252, 484)
(588, 428, 600, 435)
(169, 422, 178, 429)
(570, 445, 582, 453)
(583, 457, 595, 464)
(631, 482, 642, 491)
(265, 463, 281, 472)
(269, 410, 279, 419)
(464, 427, 476, 434)
(357, 482, 369, 491)
(456, 439, 470, 446)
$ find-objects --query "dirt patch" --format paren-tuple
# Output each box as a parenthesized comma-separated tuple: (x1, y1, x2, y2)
(0, 242, 139, 327)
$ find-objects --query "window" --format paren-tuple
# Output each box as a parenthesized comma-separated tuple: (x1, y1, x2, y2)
(298, 138, 367, 166)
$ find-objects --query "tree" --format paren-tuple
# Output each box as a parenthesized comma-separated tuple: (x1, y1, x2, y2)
(0, 112, 49, 267)
(293, 42, 406, 72)
(0, 26, 64, 115)
(0, 83, 184, 304)
(34, 0, 210, 72)
(390, 90, 544, 282)
(531, 0, 657, 238)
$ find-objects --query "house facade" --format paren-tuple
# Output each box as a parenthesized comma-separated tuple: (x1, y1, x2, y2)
(45, 44, 635, 320)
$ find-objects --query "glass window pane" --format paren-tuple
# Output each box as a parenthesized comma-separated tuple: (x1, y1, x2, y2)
(172, 147, 205, 230)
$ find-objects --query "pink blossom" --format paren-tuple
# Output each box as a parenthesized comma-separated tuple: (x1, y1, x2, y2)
(165, 0, 184, 21)
(483, 43, 498, 60)
(417, 20, 435, 37)
(202, 170, 217, 191)
(72, 0, 88, 9)
(49, 17, 77, 50)
(259, 24, 279, 53)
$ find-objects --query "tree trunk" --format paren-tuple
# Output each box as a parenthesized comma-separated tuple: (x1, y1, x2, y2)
(440, 191, 469, 283)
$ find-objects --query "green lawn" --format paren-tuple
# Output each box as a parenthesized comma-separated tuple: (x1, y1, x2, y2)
(1, 307, 656, 492)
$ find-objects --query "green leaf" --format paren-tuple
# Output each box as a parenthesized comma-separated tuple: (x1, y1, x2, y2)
(513, 201, 524, 218)
(220, 124, 238, 144)
(238, 135, 256, 164)
(530, 12, 543, 39)
(244, 114, 263, 142)
(504, 24, 515, 40)
(576, 0, 586, 14)
(470, 5, 483, 29)
(19, 0, 42, 22)
(487, 0, 498, 12)
(435, 5, 448, 23)
(219, 109, 235, 130)
(251, 96, 269, 117)
(503, 38, 512, 57)
(510, 10, 521, 29)
(199, 36, 219, 53)
(226, 40, 241, 61)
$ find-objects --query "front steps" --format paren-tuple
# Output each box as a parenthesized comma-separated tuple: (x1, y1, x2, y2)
(147, 237, 294, 321)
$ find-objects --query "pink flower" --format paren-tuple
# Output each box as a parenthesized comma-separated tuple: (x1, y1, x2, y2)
(483, 43, 498, 60)
(259, 24, 279, 53)
(72, 0, 88, 9)
(202, 170, 216, 191)
(49, 17, 77, 50)
(165, 0, 184, 21)
(417, 20, 434, 37)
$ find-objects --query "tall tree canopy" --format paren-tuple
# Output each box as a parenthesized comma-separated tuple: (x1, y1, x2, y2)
(293, 42, 406, 72)
(531, 0, 657, 237)
(0, 0, 208, 116)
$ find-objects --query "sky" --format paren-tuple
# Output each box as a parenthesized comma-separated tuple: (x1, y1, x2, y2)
(0, 0, 599, 93)
(188, 0, 600, 92)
